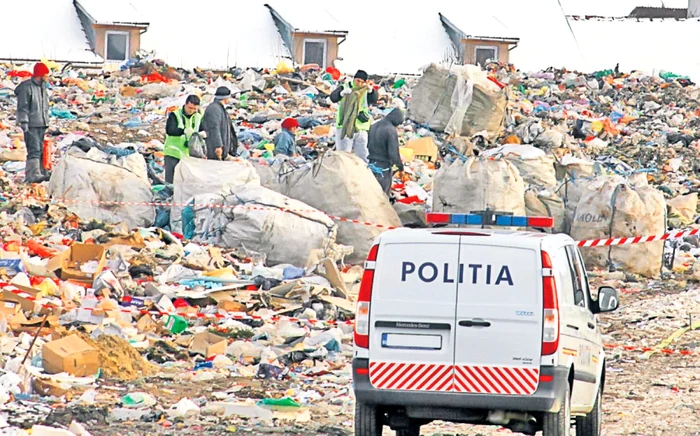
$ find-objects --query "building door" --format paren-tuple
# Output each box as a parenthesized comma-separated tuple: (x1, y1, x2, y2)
(303, 39, 327, 67)
(474, 46, 497, 67)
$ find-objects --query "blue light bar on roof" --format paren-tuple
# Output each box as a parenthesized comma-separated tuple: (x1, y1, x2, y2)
(425, 213, 553, 228)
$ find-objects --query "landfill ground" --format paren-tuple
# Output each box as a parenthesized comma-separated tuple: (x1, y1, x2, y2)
(2, 277, 695, 436)
(4, 55, 700, 436)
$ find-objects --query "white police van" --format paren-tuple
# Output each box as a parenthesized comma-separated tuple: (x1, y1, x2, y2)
(352, 211, 619, 436)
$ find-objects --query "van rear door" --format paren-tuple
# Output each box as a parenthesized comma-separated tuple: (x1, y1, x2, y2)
(368, 231, 459, 392)
(453, 239, 542, 395)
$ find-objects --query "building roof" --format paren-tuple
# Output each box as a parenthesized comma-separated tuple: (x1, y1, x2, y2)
(133, 0, 289, 70)
(0, 0, 102, 63)
(265, 2, 347, 35)
(74, 0, 149, 27)
(439, 10, 519, 42)
(560, 0, 688, 17)
(629, 6, 687, 18)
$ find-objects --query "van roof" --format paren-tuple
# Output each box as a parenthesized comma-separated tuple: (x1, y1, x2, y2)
(377, 228, 574, 251)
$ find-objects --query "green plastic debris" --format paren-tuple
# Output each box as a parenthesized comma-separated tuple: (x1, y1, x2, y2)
(392, 79, 406, 89)
(258, 397, 301, 408)
(165, 314, 188, 335)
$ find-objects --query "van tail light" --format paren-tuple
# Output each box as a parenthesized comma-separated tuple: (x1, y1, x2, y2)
(541, 251, 560, 356)
(354, 244, 379, 349)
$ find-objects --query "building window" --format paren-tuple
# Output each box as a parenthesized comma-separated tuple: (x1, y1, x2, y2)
(474, 45, 498, 67)
(105, 31, 130, 61)
(303, 39, 327, 67)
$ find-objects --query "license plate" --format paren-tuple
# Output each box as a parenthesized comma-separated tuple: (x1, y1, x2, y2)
(381, 333, 442, 350)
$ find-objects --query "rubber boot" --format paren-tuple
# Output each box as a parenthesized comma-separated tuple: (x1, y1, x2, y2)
(39, 152, 51, 179)
(25, 158, 49, 183)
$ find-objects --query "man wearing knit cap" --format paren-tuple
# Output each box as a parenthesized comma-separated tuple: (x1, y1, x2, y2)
(330, 69, 378, 162)
(15, 62, 51, 183)
(202, 86, 239, 160)
(274, 118, 299, 157)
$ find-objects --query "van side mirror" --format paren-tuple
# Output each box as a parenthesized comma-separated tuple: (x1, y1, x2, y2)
(593, 286, 619, 314)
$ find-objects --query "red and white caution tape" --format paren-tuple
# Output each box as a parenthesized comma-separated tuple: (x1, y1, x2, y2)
(6, 288, 700, 357)
(577, 228, 700, 248)
(603, 343, 700, 357)
(2, 286, 352, 327)
(1, 191, 398, 231)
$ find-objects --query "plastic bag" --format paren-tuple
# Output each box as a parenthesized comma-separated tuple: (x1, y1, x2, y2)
(188, 133, 207, 159)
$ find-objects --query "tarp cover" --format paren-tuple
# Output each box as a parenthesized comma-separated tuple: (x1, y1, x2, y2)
(191, 184, 337, 267)
(570, 175, 666, 278)
(171, 157, 260, 233)
(272, 152, 401, 263)
(409, 64, 506, 138)
(49, 145, 155, 228)
(433, 156, 526, 215)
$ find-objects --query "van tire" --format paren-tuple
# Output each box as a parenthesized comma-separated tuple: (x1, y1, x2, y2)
(355, 402, 382, 436)
(576, 385, 602, 436)
(396, 425, 421, 436)
(542, 383, 571, 436)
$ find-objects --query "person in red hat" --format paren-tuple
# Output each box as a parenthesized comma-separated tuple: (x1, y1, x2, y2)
(274, 117, 300, 157)
(14, 62, 51, 183)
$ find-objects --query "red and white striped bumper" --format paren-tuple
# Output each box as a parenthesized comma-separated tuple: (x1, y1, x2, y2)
(369, 361, 539, 395)
(369, 361, 453, 392)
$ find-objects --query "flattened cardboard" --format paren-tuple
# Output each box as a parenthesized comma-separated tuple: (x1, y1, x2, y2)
(190, 332, 227, 358)
(59, 244, 106, 283)
(405, 137, 438, 162)
(42, 335, 99, 377)
(2, 284, 41, 312)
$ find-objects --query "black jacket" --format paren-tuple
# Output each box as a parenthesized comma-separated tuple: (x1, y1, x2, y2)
(367, 108, 404, 171)
(202, 101, 239, 159)
(15, 78, 49, 129)
(165, 109, 205, 137)
(330, 82, 378, 105)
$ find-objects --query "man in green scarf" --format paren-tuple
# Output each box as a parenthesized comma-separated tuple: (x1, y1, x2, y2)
(330, 70, 378, 162)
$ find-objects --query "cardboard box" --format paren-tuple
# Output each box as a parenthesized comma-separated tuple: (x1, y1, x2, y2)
(42, 335, 99, 377)
(0, 300, 19, 317)
(59, 244, 106, 282)
(405, 137, 438, 162)
(190, 332, 227, 358)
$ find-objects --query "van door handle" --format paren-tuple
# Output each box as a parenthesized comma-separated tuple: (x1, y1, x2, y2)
(459, 320, 491, 328)
(566, 324, 579, 331)
(587, 322, 596, 330)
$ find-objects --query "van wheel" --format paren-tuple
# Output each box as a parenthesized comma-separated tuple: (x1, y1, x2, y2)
(576, 385, 602, 436)
(542, 382, 571, 436)
(355, 402, 383, 436)
(396, 425, 421, 436)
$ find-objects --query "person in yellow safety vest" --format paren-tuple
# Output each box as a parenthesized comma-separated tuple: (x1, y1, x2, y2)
(330, 70, 378, 162)
(163, 95, 204, 183)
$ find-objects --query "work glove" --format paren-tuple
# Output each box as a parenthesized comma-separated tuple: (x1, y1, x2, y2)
(184, 127, 195, 136)
(340, 87, 352, 97)
(215, 147, 223, 160)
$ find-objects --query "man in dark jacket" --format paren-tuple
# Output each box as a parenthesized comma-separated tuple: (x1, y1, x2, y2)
(367, 108, 404, 195)
(15, 62, 51, 183)
(202, 87, 238, 160)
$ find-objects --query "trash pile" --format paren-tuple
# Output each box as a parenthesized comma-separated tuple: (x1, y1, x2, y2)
(0, 57, 698, 434)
